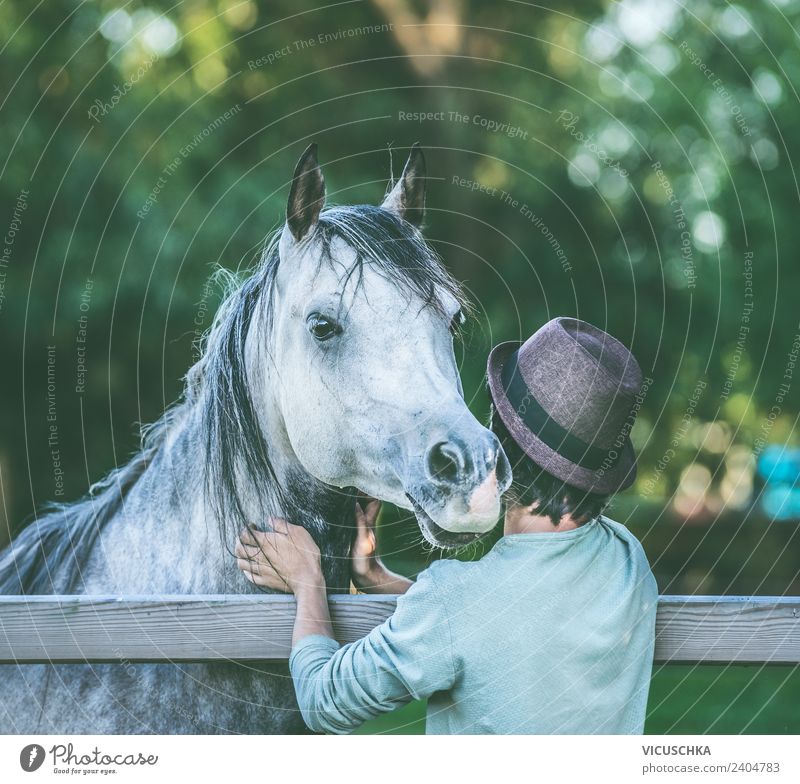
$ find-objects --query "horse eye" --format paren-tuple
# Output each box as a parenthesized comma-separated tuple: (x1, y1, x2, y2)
(307, 314, 340, 342)
(450, 309, 466, 335)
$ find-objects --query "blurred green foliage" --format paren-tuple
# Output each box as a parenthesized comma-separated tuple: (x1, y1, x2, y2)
(2, 0, 799, 565)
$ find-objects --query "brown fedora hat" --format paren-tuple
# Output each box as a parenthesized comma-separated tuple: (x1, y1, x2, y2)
(487, 317, 643, 495)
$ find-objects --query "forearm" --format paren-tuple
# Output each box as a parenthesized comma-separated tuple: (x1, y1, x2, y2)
(290, 569, 455, 735)
(293, 584, 334, 647)
(355, 563, 414, 595)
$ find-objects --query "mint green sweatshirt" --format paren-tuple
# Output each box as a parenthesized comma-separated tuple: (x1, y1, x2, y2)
(289, 516, 658, 735)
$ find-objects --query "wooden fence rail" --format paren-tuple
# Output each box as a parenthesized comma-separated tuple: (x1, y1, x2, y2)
(0, 595, 798, 665)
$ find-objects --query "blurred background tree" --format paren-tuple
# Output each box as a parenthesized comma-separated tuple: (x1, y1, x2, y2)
(0, 0, 798, 733)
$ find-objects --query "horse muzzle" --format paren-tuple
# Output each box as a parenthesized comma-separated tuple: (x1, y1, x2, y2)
(405, 429, 512, 548)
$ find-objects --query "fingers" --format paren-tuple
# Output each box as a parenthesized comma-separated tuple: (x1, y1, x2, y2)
(236, 532, 255, 552)
(365, 499, 381, 526)
(237, 524, 286, 554)
(355, 499, 380, 534)
(236, 556, 270, 580)
(235, 539, 279, 578)
(241, 569, 265, 588)
(236, 556, 256, 574)
(238, 528, 272, 551)
(237, 518, 321, 568)
(235, 535, 274, 558)
(235, 541, 288, 567)
(235, 524, 316, 564)
(239, 517, 289, 543)
(268, 517, 290, 535)
(355, 500, 380, 526)
(236, 554, 276, 576)
(236, 554, 289, 590)
(238, 564, 287, 591)
(241, 518, 312, 542)
(235, 541, 264, 560)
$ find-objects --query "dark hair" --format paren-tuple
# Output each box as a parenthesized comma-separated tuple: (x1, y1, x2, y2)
(489, 396, 610, 526)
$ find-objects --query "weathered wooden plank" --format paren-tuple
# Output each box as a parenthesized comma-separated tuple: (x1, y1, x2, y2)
(0, 594, 395, 663)
(0, 595, 797, 664)
(655, 596, 800, 664)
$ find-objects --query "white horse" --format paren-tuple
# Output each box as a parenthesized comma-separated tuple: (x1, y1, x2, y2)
(0, 145, 511, 733)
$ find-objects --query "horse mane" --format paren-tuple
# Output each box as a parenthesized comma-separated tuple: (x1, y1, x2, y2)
(0, 440, 161, 594)
(0, 205, 468, 594)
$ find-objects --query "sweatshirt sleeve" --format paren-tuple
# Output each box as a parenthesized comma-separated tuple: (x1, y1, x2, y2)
(288, 567, 456, 734)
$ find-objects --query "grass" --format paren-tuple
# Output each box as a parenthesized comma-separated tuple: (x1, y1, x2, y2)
(355, 666, 800, 734)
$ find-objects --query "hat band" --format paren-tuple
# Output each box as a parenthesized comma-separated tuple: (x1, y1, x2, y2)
(500, 350, 622, 472)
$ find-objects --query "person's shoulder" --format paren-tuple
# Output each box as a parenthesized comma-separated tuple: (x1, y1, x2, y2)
(599, 514, 644, 548)
(419, 556, 481, 595)
(597, 515, 651, 567)
(392, 559, 472, 618)
(425, 556, 475, 580)
(599, 515, 658, 592)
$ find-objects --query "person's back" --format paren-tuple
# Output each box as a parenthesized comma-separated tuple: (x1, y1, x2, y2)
(425, 516, 657, 734)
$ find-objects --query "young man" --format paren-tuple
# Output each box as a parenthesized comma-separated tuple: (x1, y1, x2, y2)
(236, 317, 658, 734)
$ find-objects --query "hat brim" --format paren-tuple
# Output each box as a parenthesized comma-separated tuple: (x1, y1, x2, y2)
(487, 340, 637, 495)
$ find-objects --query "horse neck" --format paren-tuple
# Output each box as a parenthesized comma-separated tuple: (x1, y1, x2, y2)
(160, 384, 357, 593)
(99, 305, 359, 594)
(87, 402, 351, 596)
(232, 369, 358, 591)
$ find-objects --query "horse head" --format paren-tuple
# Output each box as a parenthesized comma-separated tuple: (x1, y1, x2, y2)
(260, 144, 510, 548)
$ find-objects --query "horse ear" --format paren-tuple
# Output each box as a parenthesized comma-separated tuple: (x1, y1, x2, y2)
(286, 143, 326, 241)
(381, 144, 426, 227)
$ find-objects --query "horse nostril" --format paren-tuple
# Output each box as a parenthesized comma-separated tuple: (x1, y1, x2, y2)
(495, 445, 512, 493)
(425, 441, 465, 486)
(488, 435, 512, 493)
